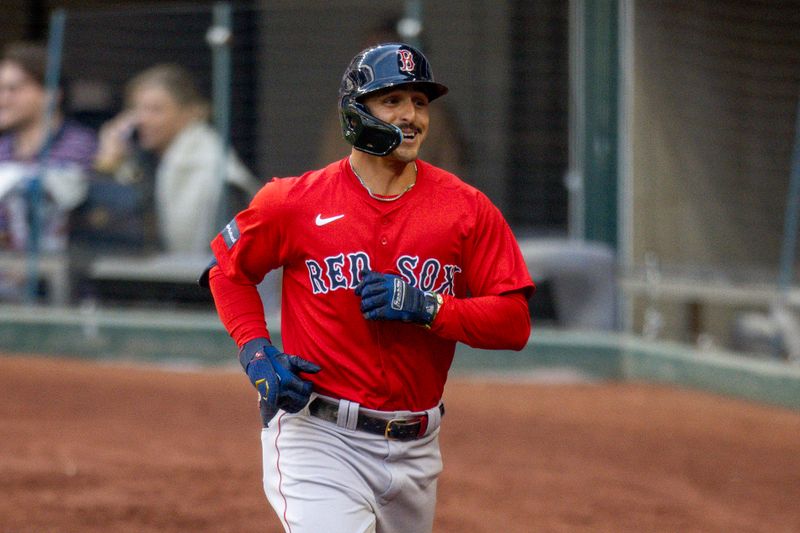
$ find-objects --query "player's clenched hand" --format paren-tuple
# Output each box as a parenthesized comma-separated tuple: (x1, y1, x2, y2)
(355, 270, 441, 325)
(238, 338, 321, 427)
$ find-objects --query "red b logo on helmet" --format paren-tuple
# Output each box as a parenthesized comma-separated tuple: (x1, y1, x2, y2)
(397, 49, 415, 73)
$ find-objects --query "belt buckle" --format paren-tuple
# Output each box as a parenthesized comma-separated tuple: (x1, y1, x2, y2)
(384, 417, 421, 441)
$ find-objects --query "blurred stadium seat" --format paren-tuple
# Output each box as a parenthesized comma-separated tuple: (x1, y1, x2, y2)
(520, 238, 616, 331)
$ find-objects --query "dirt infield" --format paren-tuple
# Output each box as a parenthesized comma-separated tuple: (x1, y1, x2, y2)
(2, 354, 799, 533)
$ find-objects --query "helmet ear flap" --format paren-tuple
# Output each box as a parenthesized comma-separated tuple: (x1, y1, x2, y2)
(340, 98, 403, 157)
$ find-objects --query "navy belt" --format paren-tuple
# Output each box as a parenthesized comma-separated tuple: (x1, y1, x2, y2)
(308, 397, 444, 441)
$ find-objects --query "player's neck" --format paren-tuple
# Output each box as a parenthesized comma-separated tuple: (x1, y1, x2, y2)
(349, 151, 417, 197)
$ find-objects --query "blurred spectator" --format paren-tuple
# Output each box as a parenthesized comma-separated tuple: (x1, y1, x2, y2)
(0, 42, 98, 301)
(317, 16, 467, 175)
(95, 63, 260, 254)
(0, 41, 97, 253)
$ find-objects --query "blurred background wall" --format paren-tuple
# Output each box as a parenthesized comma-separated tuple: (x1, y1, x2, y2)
(628, 1, 800, 345)
(0, 0, 571, 231)
(2, 0, 800, 356)
(633, 2, 797, 269)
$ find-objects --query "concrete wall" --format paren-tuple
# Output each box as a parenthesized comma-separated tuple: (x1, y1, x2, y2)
(2, 305, 799, 410)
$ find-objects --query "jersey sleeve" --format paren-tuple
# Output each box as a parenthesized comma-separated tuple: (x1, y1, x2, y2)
(210, 178, 293, 285)
(208, 264, 269, 347)
(462, 193, 535, 298)
(426, 193, 534, 350)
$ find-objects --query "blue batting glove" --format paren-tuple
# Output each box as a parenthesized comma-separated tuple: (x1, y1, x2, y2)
(238, 338, 321, 427)
(354, 270, 441, 325)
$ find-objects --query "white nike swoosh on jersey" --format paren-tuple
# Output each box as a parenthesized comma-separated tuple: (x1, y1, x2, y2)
(315, 213, 345, 226)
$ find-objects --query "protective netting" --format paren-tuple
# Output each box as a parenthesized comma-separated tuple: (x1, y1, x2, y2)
(629, 0, 800, 347)
(2, 1, 567, 308)
(632, 0, 800, 271)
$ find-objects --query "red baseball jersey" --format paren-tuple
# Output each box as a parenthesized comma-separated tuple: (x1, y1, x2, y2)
(211, 158, 534, 411)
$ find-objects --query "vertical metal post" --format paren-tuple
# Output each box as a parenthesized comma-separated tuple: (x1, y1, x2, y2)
(771, 96, 800, 360)
(567, 0, 586, 241)
(26, 8, 66, 303)
(778, 96, 800, 299)
(618, 0, 635, 332)
(208, 2, 233, 233)
(582, 0, 619, 248)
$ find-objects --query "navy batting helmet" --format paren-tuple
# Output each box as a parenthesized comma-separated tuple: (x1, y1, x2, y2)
(339, 43, 448, 156)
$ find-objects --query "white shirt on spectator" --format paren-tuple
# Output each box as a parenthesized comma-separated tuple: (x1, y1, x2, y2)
(155, 120, 260, 253)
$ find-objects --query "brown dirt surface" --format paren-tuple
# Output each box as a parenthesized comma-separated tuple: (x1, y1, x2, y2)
(1, 354, 799, 532)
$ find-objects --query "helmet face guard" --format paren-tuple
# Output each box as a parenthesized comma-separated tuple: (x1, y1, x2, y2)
(340, 99, 404, 156)
(339, 43, 448, 156)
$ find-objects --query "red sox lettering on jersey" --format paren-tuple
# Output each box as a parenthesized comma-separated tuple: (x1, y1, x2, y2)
(305, 251, 461, 295)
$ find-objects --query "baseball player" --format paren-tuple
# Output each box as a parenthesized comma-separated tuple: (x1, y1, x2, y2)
(202, 43, 535, 533)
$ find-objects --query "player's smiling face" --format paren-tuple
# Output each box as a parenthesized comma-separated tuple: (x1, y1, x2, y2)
(362, 86, 429, 163)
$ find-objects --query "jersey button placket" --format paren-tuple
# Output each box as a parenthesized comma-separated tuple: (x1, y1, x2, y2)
(374, 212, 392, 265)
(380, 216, 390, 245)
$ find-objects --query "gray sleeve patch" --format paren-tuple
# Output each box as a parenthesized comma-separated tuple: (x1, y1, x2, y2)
(222, 219, 240, 249)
